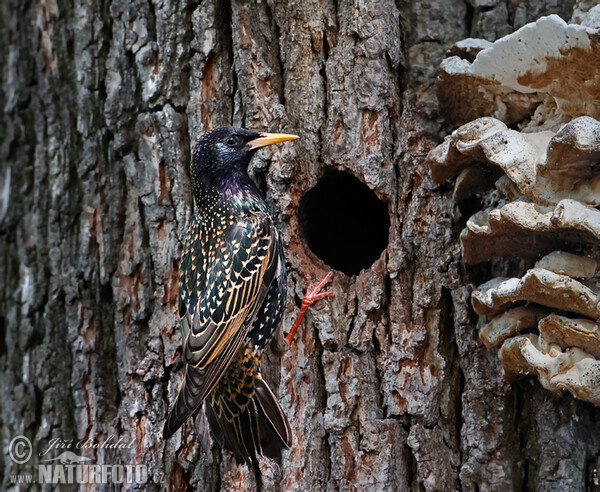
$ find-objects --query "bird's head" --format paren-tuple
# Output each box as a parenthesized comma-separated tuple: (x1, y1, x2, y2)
(191, 127, 298, 195)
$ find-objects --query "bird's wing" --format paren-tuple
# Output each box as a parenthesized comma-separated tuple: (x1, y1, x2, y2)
(185, 211, 279, 369)
(164, 211, 279, 439)
(179, 217, 202, 344)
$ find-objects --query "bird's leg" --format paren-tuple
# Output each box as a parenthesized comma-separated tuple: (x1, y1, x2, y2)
(285, 272, 334, 344)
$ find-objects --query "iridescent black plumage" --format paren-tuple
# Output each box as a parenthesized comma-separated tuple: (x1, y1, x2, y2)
(163, 127, 296, 483)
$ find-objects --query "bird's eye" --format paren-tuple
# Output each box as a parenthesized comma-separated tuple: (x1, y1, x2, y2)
(225, 137, 239, 147)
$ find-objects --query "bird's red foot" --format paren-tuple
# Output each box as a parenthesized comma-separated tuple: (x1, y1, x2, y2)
(285, 272, 334, 344)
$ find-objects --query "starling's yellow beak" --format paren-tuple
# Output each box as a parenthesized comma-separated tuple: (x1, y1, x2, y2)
(248, 132, 299, 150)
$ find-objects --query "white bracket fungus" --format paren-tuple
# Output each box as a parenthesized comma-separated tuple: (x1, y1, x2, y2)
(427, 15, 600, 405)
(437, 15, 600, 127)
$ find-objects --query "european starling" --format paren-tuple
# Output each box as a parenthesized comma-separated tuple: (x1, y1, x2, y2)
(163, 127, 332, 483)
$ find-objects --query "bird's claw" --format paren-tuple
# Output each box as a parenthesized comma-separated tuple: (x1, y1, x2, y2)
(302, 271, 334, 304)
(285, 272, 334, 344)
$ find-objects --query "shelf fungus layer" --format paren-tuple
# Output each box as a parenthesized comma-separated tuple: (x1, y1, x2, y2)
(499, 335, 600, 406)
(428, 15, 600, 405)
(471, 259, 600, 406)
(462, 199, 600, 264)
(427, 116, 600, 207)
(437, 15, 600, 127)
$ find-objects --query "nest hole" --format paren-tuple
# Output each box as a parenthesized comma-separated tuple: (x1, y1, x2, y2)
(298, 170, 390, 276)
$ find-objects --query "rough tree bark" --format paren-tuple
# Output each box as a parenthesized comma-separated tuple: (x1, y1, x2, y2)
(1, 0, 599, 491)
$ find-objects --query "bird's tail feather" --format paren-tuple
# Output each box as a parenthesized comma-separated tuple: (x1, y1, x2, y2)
(204, 374, 292, 487)
(252, 376, 292, 460)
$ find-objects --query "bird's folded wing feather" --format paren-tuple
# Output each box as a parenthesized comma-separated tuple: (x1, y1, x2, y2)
(180, 211, 279, 400)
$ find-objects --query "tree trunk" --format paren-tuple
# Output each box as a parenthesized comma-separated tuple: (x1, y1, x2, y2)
(1, 0, 598, 490)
